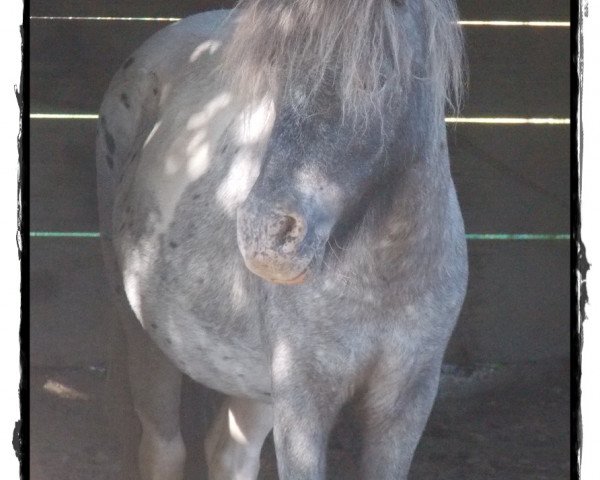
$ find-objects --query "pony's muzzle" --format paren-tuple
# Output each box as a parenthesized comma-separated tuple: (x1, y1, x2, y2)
(237, 206, 314, 285)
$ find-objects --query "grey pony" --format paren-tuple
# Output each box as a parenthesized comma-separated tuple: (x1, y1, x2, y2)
(96, 1, 468, 479)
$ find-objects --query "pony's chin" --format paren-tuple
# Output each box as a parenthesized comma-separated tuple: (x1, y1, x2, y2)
(246, 262, 310, 285)
(242, 251, 322, 285)
(267, 269, 308, 285)
(240, 240, 326, 285)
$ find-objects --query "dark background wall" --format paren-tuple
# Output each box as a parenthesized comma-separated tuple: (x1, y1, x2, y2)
(29, 1, 570, 368)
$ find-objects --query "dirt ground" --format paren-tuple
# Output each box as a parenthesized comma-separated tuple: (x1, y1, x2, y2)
(30, 359, 570, 479)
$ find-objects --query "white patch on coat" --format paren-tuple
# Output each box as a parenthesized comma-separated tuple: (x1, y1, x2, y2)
(230, 268, 249, 312)
(272, 341, 293, 383)
(189, 40, 222, 63)
(144, 121, 162, 148)
(216, 150, 261, 216)
(185, 129, 208, 154)
(122, 238, 157, 324)
(288, 429, 319, 471)
(186, 93, 232, 129)
(227, 408, 249, 445)
(186, 143, 212, 178)
(143, 90, 235, 234)
(158, 83, 173, 107)
(215, 98, 274, 216)
(235, 97, 275, 145)
(294, 166, 343, 216)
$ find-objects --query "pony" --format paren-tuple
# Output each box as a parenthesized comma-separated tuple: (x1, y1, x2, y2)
(96, 1, 467, 478)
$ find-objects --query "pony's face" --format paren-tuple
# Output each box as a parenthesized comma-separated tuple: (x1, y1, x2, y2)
(237, 92, 399, 285)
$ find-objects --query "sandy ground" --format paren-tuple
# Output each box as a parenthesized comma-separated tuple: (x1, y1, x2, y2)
(30, 359, 570, 479)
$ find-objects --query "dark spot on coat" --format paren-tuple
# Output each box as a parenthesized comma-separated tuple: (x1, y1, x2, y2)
(104, 129, 116, 155)
(150, 322, 158, 329)
(169, 241, 178, 249)
(220, 145, 227, 154)
(166, 338, 172, 345)
(153, 87, 159, 96)
(105, 154, 114, 169)
(122, 57, 134, 70)
(120, 93, 130, 109)
(222, 356, 232, 361)
(259, 391, 271, 397)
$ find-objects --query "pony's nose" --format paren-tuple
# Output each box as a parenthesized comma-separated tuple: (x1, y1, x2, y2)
(237, 205, 313, 285)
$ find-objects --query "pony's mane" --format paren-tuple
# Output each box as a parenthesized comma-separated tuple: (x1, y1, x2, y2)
(222, 0, 465, 122)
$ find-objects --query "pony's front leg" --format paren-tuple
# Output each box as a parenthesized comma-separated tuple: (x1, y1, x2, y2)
(123, 318, 185, 480)
(270, 351, 348, 480)
(359, 357, 442, 480)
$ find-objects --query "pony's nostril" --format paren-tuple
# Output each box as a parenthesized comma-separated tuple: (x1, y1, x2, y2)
(280, 215, 297, 238)
(274, 214, 306, 250)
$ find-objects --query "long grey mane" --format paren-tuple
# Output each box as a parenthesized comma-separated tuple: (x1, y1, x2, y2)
(222, 0, 465, 122)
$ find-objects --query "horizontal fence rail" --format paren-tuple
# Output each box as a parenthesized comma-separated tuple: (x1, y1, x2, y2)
(445, 117, 570, 125)
(30, 114, 571, 124)
(30, 15, 183, 22)
(30, 16, 571, 28)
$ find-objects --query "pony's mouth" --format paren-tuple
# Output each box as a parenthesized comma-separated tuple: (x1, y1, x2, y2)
(242, 247, 321, 286)
(245, 259, 311, 285)
(265, 248, 328, 285)
(268, 267, 308, 285)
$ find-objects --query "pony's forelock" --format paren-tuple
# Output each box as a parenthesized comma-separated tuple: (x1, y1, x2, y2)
(221, 0, 464, 122)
